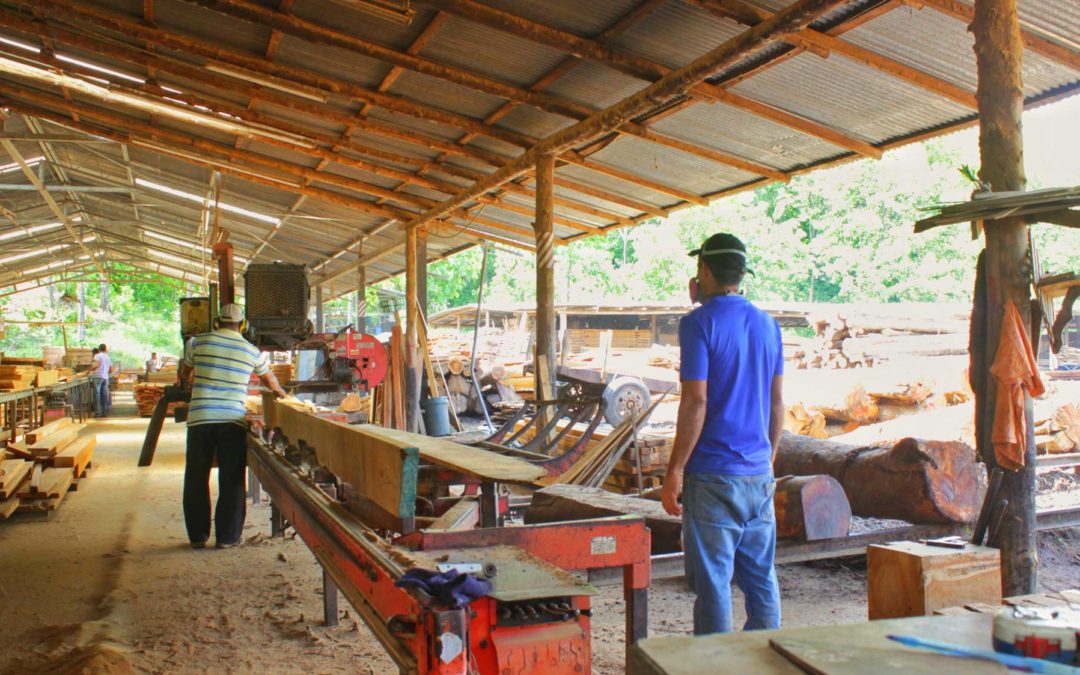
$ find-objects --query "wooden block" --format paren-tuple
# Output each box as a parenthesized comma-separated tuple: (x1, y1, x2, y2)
(25, 417, 73, 444)
(867, 541, 1001, 620)
(51, 435, 95, 477)
(4, 442, 33, 460)
(34, 370, 59, 387)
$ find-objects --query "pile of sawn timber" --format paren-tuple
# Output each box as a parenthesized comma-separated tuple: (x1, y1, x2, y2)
(135, 384, 184, 417)
(1, 417, 95, 519)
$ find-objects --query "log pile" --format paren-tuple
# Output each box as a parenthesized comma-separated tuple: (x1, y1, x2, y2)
(432, 357, 525, 415)
(775, 431, 981, 524)
(134, 385, 184, 417)
(1, 417, 94, 520)
(792, 306, 970, 370)
(1036, 404, 1080, 455)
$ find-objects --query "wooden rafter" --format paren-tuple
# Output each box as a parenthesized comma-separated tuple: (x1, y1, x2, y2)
(0, 6, 683, 217)
(48, 0, 785, 185)
(3, 98, 536, 249)
(418, 0, 883, 159)
(402, 0, 852, 232)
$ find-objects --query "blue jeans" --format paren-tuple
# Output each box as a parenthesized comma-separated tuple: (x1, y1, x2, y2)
(92, 377, 111, 416)
(682, 472, 780, 634)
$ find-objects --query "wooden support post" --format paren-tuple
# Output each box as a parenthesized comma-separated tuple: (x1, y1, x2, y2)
(314, 285, 324, 333)
(534, 153, 557, 405)
(972, 0, 1036, 596)
(405, 227, 421, 433)
(356, 246, 367, 332)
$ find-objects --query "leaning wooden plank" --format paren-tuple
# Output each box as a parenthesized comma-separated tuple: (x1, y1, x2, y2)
(51, 435, 96, 477)
(25, 417, 73, 444)
(5, 441, 33, 460)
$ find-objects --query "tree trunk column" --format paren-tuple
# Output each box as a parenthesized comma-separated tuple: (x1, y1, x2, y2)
(405, 227, 421, 433)
(534, 153, 557, 404)
(356, 243, 367, 332)
(972, 0, 1036, 596)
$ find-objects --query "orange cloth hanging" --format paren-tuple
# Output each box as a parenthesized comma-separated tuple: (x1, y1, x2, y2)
(990, 301, 1044, 470)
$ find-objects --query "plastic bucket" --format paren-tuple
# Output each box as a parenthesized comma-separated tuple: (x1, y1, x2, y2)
(421, 396, 452, 437)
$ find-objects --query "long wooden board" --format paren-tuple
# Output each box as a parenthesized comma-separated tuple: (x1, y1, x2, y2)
(27, 427, 77, 457)
(359, 425, 546, 484)
(267, 399, 419, 521)
(0, 495, 18, 520)
(25, 417, 73, 444)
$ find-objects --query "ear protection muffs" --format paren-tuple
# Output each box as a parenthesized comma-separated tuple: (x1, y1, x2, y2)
(213, 317, 248, 333)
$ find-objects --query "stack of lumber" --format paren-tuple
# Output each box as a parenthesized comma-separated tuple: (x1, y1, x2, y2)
(604, 435, 673, 493)
(61, 348, 94, 369)
(34, 369, 58, 387)
(1036, 403, 1080, 454)
(0, 365, 40, 390)
(134, 385, 184, 417)
(1, 417, 94, 520)
(1, 356, 45, 366)
(567, 328, 651, 353)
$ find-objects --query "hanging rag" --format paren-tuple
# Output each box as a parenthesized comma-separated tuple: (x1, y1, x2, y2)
(395, 568, 492, 608)
(989, 301, 1045, 470)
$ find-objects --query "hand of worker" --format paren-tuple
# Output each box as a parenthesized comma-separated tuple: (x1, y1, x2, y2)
(660, 469, 683, 517)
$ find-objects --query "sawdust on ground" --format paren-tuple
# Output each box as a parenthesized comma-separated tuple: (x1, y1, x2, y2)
(0, 393, 1078, 675)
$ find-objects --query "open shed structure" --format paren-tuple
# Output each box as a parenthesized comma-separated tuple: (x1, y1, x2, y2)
(0, 0, 1079, 598)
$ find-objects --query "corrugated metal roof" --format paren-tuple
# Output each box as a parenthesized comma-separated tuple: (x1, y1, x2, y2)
(0, 0, 1076, 296)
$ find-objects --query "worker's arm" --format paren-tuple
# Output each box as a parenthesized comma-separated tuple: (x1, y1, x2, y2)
(177, 337, 195, 388)
(769, 375, 784, 464)
(660, 379, 707, 517)
(259, 370, 288, 399)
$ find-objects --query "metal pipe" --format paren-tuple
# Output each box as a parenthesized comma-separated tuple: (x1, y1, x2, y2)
(469, 244, 493, 432)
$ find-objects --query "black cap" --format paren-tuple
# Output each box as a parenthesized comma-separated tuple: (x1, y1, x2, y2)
(688, 233, 753, 275)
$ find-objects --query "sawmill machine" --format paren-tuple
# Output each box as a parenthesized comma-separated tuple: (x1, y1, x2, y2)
(248, 398, 652, 674)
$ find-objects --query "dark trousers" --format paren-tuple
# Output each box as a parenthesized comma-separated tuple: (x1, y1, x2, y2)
(183, 423, 248, 545)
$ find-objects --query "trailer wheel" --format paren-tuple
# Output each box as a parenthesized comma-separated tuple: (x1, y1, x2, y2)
(602, 377, 652, 426)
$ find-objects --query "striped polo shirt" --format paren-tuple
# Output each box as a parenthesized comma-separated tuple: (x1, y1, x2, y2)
(183, 329, 269, 427)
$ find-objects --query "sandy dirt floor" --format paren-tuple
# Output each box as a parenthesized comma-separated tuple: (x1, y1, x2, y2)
(1, 392, 1078, 674)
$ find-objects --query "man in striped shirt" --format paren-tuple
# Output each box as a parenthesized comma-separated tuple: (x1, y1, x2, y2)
(177, 303, 287, 549)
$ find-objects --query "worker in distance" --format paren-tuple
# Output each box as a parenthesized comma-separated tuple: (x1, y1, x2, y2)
(660, 232, 785, 634)
(177, 303, 287, 549)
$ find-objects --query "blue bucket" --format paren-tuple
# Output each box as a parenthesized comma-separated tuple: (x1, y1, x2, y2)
(421, 396, 452, 437)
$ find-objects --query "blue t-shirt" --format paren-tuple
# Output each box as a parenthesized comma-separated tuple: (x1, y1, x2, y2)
(679, 295, 783, 476)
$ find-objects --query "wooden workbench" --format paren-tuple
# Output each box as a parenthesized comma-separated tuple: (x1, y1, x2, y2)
(628, 613, 999, 674)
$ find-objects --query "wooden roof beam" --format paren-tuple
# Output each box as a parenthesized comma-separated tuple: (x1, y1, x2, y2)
(0, 11, 667, 220)
(418, 0, 882, 159)
(402, 0, 850, 232)
(182, 0, 785, 180)
(5, 100, 543, 248)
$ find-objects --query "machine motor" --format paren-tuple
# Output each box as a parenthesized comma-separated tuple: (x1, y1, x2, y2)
(244, 262, 312, 350)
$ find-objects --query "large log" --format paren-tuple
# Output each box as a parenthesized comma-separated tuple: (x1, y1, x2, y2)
(776, 431, 981, 524)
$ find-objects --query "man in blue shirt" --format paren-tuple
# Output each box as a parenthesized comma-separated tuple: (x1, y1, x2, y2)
(660, 233, 784, 635)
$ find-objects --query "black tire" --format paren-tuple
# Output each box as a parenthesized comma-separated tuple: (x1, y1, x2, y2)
(602, 377, 652, 426)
